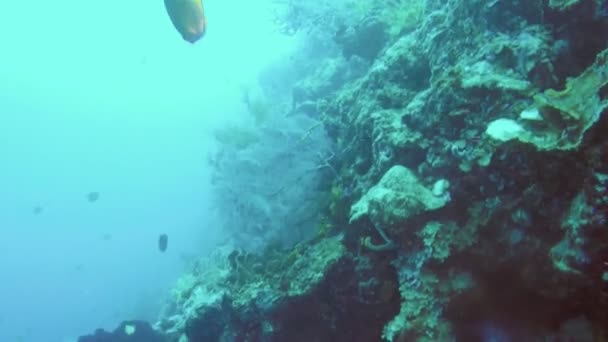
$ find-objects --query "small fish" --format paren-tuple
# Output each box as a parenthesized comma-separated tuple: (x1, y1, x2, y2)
(158, 234, 168, 252)
(87, 192, 100, 202)
(32, 206, 43, 215)
(164, 0, 206, 43)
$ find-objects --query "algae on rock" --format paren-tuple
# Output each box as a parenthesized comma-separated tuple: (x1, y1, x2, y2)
(486, 48, 608, 150)
(531, 47, 608, 149)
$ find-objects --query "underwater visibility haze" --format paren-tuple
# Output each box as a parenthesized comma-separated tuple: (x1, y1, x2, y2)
(1, 0, 608, 341)
(0, 0, 293, 340)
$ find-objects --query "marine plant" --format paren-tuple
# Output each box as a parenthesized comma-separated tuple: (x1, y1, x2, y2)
(210, 96, 335, 251)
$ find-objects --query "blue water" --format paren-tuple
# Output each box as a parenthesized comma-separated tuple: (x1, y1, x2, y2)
(0, 1, 294, 340)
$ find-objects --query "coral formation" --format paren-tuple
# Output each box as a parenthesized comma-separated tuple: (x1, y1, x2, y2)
(157, 0, 608, 341)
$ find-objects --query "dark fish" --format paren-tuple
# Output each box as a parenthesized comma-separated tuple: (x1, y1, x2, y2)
(158, 234, 168, 252)
(102, 233, 112, 241)
(32, 206, 43, 215)
(87, 192, 100, 202)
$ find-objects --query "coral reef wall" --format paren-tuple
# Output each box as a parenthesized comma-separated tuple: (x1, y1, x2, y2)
(158, 0, 608, 341)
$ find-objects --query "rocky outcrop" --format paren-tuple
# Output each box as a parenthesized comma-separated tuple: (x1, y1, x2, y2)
(159, 0, 608, 341)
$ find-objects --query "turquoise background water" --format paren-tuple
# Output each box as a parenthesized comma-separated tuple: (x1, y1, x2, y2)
(0, 1, 294, 340)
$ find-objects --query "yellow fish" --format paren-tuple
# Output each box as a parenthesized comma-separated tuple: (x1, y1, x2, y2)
(164, 0, 206, 43)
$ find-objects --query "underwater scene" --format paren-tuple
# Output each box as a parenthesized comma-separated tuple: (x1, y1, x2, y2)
(1, 0, 608, 341)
